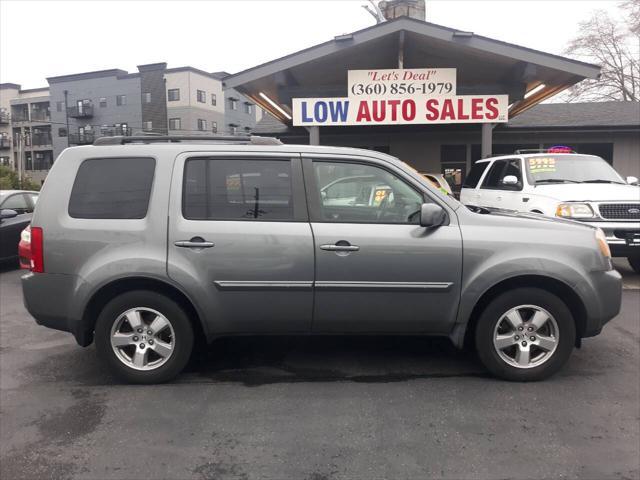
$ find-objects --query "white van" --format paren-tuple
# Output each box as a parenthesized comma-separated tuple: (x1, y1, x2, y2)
(460, 150, 640, 272)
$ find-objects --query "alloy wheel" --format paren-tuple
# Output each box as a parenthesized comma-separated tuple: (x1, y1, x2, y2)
(492, 304, 559, 369)
(110, 307, 175, 371)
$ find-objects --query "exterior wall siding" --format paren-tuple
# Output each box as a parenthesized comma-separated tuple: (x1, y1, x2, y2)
(49, 73, 142, 159)
(139, 64, 168, 134)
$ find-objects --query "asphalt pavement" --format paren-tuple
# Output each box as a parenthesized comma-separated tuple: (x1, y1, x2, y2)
(1, 262, 638, 480)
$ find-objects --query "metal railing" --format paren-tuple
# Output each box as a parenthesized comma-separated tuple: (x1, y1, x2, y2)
(0, 138, 10, 149)
(67, 104, 94, 118)
(31, 133, 52, 146)
(68, 132, 95, 145)
(29, 111, 50, 122)
(0, 111, 9, 124)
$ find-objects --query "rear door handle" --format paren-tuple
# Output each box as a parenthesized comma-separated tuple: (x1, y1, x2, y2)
(174, 238, 215, 248)
(320, 244, 360, 252)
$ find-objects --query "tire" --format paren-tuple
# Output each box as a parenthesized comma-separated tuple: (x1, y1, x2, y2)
(475, 287, 576, 382)
(95, 290, 194, 384)
(628, 256, 640, 274)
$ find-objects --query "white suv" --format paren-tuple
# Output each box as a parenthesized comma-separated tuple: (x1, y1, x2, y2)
(460, 150, 640, 272)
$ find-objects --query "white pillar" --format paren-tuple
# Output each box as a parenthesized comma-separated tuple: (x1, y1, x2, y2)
(481, 123, 493, 158)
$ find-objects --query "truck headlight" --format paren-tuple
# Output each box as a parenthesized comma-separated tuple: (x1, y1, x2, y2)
(556, 203, 595, 218)
(595, 228, 611, 259)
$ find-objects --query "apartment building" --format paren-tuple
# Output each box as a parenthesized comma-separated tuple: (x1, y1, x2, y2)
(0, 83, 53, 184)
(1, 63, 261, 183)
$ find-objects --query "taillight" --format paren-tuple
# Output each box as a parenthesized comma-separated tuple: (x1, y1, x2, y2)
(30, 226, 44, 273)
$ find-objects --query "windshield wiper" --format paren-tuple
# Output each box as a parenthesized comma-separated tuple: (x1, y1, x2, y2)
(535, 179, 580, 184)
(579, 179, 626, 184)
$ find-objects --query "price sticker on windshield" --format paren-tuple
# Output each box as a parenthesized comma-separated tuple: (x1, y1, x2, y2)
(529, 157, 557, 174)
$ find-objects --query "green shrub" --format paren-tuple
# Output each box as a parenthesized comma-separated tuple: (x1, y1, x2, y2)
(0, 165, 41, 191)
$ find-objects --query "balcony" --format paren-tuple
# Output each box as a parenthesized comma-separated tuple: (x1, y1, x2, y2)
(67, 104, 94, 118)
(0, 138, 10, 149)
(68, 132, 95, 145)
(32, 133, 52, 147)
(29, 112, 51, 123)
(0, 111, 9, 124)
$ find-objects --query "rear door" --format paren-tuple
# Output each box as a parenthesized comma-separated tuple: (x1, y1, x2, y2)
(167, 152, 314, 334)
(303, 155, 462, 334)
(460, 160, 490, 206)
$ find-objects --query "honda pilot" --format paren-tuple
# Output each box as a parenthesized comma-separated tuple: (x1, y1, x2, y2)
(21, 136, 622, 383)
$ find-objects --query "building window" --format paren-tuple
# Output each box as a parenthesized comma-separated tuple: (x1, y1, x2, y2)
(244, 103, 252, 114)
(58, 127, 67, 137)
(116, 95, 127, 106)
(230, 99, 237, 110)
(168, 89, 180, 101)
(56, 101, 63, 112)
(169, 118, 181, 130)
(143, 121, 153, 131)
(99, 97, 107, 108)
(143, 92, 151, 103)
(229, 125, 237, 135)
(197, 119, 207, 131)
(211, 93, 217, 106)
(212, 121, 217, 133)
(197, 90, 206, 103)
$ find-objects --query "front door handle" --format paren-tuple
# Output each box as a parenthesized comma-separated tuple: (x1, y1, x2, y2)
(320, 244, 360, 252)
(174, 237, 215, 248)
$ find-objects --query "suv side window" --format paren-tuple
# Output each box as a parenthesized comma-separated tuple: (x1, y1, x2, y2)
(310, 161, 424, 224)
(68, 157, 155, 219)
(481, 158, 522, 191)
(1, 194, 30, 214)
(183, 158, 294, 221)
(463, 161, 490, 188)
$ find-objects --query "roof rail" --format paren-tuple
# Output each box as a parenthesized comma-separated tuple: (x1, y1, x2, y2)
(93, 134, 283, 146)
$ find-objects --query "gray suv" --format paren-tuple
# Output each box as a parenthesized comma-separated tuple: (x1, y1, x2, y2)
(21, 136, 622, 383)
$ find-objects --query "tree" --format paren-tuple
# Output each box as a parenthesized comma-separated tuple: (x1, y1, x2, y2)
(564, 0, 639, 102)
(0, 165, 41, 191)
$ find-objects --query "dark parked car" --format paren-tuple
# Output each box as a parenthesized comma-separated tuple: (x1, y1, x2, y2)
(0, 190, 38, 263)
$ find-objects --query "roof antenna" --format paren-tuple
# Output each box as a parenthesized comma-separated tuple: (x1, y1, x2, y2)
(362, 0, 385, 23)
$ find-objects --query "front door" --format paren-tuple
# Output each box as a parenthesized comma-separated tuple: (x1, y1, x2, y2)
(168, 153, 314, 334)
(303, 156, 463, 333)
(479, 158, 524, 209)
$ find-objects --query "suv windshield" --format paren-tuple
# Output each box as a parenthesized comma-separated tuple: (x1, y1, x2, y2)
(526, 155, 624, 184)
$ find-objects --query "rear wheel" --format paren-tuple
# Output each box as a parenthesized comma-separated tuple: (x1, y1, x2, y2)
(95, 290, 194, 384)
(628, 255, 640, 274)
(475, 288, 575, 381)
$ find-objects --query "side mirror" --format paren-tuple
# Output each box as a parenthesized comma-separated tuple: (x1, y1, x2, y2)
(420, 203, 447, 228)
(626, 176, 638, 185)
(0, 209, 18, 220)
(502, 175, 519, 185)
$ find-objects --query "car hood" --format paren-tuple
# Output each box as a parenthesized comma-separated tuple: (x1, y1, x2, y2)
(470, 206, 595, 230)
(534, 183, 640, 202)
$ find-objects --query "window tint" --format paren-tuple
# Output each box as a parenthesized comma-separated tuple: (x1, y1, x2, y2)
(481, 159, 522, 190)
(183, 159, 293, 221)
(68, 157, 155, 219)
(463, 161, 489, 188)
(2, 194, 29, 213)
(313, 162, 424, 224)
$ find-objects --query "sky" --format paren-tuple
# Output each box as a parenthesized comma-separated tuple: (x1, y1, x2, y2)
(0, 0, 625, 89)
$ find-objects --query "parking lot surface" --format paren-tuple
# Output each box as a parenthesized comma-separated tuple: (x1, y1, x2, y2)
(1, 264, 639, 480)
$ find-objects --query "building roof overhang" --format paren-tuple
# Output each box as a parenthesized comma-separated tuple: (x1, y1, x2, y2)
(226, 16, 600, 123)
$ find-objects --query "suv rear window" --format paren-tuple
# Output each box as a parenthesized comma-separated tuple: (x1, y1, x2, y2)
(183, 158, 293, 221)
(68, 157, 155, 219)
(463, 161, 489, 188)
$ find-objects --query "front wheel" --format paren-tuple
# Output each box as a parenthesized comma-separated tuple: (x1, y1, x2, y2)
(628, 256, 640, 274)
(95, 290, 194, 384)
(475, 288, 576, 381)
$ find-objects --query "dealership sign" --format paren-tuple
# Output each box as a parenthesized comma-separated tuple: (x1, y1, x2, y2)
(292, 68, 508, 126)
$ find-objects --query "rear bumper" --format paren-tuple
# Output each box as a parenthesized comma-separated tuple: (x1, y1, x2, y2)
(21, 272, 92, 346)
(581, 268, 622, 338)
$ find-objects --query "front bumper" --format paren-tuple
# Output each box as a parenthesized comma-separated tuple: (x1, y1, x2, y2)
(577, 220, 640, 257)
(581, 268, 623, 338)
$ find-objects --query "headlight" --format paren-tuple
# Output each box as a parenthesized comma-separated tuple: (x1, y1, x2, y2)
(595, 228, 611, 259)
(556, 203, 595, 218)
